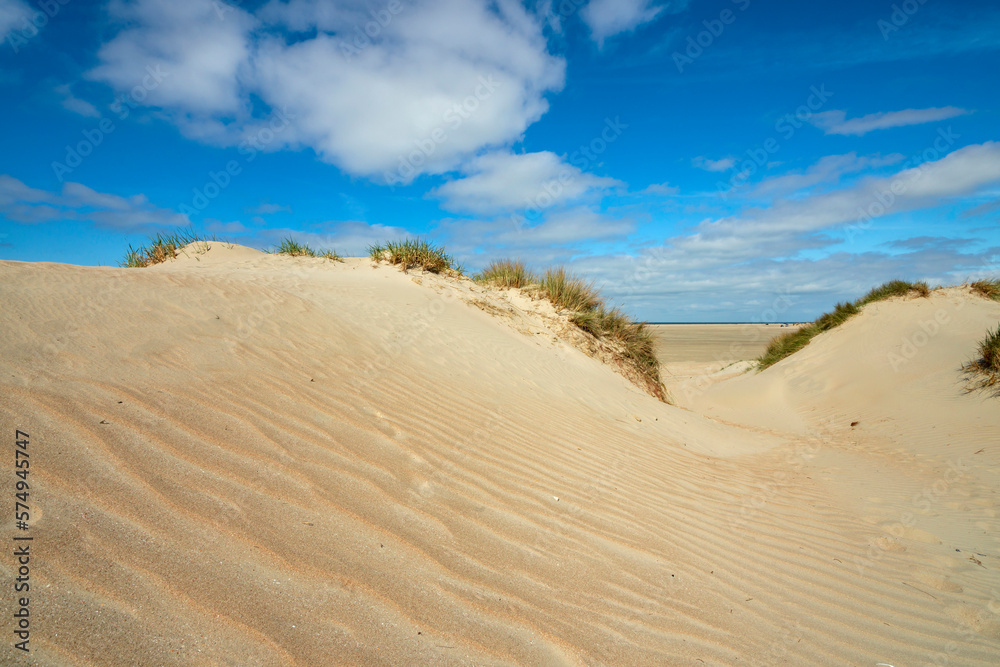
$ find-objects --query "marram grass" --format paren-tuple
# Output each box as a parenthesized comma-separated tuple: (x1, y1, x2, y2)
(964, 324, 1000, 390)
(757, 279, 931, 370)
(120, 230, 204, 267)
(970, 279, 1000, 302)
(368, 238, 457, 274)
(476, 257, 665, 401)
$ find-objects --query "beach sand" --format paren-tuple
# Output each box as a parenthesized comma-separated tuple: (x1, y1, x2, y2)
(1, 242, 997, 665)
(650, 324, 804, 398)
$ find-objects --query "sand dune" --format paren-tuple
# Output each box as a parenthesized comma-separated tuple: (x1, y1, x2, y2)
(1, 242, 998, 665)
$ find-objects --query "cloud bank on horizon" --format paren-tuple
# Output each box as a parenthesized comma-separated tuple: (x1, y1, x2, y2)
(0, 0, 998, 321)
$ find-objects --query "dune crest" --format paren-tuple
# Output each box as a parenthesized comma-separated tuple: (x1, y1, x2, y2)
(1, 245, 998, 664)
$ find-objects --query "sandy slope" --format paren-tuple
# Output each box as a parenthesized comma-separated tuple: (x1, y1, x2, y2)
(1, 242, 997, 665)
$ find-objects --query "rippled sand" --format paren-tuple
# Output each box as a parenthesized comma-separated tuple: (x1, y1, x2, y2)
(1, 242, 997, 665)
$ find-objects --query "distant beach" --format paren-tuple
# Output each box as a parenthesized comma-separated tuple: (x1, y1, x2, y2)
(649, 323, 803, 363)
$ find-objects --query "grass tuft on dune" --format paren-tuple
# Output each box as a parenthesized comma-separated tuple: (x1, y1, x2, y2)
(273, 236, 343, 261)
(970, 279, 1000, 301)
(475, 259, 536, 288)
(758, 280, 931, 370)
(964, 324, 1000, 389)
(475, 258, 666, 402)
(120, 230, 206, 267)
(369, 238, 461, 275)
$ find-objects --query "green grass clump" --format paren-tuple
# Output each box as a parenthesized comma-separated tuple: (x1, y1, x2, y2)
(475, 259, 536, 288)
(275, 237, 317, 257)
(475, 259, 664, 399)
(757, 279, 931, 370)
(964, 324, 1000, 390)
(369, 245, 664, 400)
(539, 267, 602, 312)
(572, 304, 663, 399)
(855, 279, 930, 306)
(368, 238, 455, 274)
(971, 279, 1000, 301)
(272, 237, 343, 261)
(120, 230, 203, 267)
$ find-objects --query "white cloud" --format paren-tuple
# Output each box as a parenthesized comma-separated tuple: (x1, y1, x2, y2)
(0, 0, 32, 40)
(55, 84, 101, 118)
(90, 0, 565, 182)
(692, 156, 735, 172)
(431, 151, 621, 214)
(581, 0, 667, 46)
(0, 175, 188, 230)
(91, 0, 256, 117)
(542, 142, 1000, 320)
(809, 106, 970, 136)
(750, 152, 904, 198)
(703, 142, 1000, 239)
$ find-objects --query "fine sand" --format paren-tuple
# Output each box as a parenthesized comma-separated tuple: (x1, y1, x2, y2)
(1, 241, 998, 665)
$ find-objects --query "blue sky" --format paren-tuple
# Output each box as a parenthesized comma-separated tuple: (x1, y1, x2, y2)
(1, 0, 998, 321)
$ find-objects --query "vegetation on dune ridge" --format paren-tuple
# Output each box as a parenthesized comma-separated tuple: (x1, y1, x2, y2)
(476, 259, 534, 288)
(474, 258, 666, 402)
(757, 280, 931, 370)
(122, 231, 344, 267)
(970, 278, 1000, 302)
(121, 232, 663, 400)
(368, 238, 463, 275)
(120, 230, 207, 267)
(273, 236, 342, 261)
(964, 324, 1000, 390)
(371, 245, 664, 400)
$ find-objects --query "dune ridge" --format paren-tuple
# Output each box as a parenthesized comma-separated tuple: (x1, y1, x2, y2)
(1, 242, 998, 665)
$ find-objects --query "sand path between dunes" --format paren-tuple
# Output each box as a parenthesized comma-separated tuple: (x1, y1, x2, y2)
(1, 243, 997, 665)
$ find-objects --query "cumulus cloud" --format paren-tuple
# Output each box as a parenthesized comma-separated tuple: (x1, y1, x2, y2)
(809, 106, 970, 136)
(581, 0, 673, 46)
(89, 0, 565, 182)
(431, 151, 621, 214)
(0, 175, 188, 230)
